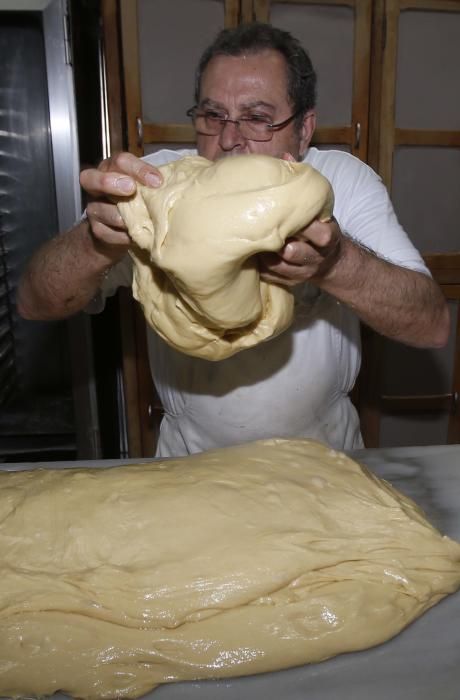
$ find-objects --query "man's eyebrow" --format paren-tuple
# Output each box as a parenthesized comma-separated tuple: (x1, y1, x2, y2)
(199, 98, 275, 111)
(240, 100, 275, 111)
(199, 98, 224, 109)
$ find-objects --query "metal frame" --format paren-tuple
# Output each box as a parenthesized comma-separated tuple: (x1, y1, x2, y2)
(0, 0, 102, 458)
(45, 0, 102, 459)
(43, 0, 82, 230)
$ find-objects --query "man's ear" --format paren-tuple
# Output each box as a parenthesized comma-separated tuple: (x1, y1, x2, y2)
(299, 110, 316, 157)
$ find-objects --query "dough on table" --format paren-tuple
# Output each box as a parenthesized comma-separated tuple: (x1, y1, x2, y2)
(1, 439, 460, 700)
(117, 154, 333, 360)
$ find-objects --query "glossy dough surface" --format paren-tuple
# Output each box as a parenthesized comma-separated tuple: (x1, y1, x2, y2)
(1, 438, 460, 700)
(117, 155, 333, 360)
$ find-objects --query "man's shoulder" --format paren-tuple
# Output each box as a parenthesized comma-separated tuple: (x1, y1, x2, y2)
(304, 147, 377, 182)
(142, 148, 197, 167)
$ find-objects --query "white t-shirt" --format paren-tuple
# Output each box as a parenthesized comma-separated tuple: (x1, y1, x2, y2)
(98, 148, 428, 457)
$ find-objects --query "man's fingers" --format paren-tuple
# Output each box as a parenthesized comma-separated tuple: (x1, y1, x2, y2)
(294, 220, 335, 247)
(87, 201, 125, 228)
(279, 239, 320, 266)
(279, 219, 341, 265)
(89, 221, 131, 248)
(80, 168, 136, 198)
(260, 271, 299, 287)
(259, 257, 309, 287)
(80, 152, 163, 198)
(86, 201, 131, 247)
(107, 152, 162, 188)
(259, 216, 342, 287)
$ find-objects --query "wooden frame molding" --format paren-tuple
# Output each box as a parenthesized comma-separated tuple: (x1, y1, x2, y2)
(257, 0, 361, 7)
(376, 0, 399, 188)
(394, 130, 460, 147)
(144, 123, 195, 144)
(450, 297, 460, 444)
(400, 0, 460, 9)
(312, 126, 353, 145)
(226, 0, 241, 25)
(423, 253, 460, 284)
(241, 0, 255, 22)
(101, 0, 124, 153)
(119, 0, 143, 155)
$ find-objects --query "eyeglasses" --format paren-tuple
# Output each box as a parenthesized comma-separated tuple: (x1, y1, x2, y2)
(186, 106, 302, 142)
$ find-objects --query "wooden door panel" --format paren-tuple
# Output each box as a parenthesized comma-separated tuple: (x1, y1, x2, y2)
(362, 0, 460, 448)
(107, 0, 460, 454)
(392, 146, 460, 254)
(110, 0, 373, 455)
(111, 0, 242, 455)
(371, 0, 460, 188)
(396, 9, 460, 131)
(253, 0, 372, 161)
(121, 0, 240, 153)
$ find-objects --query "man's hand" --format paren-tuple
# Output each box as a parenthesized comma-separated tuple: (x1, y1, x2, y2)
(17, 152, 164, 321)
(263, 218, 449, 349)
(80, 151, 163, 254)
(259, 217, 342, 287)
(260, 150, 341, 287)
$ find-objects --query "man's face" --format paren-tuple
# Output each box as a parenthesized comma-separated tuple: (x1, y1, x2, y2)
(196, 50, 315, 161)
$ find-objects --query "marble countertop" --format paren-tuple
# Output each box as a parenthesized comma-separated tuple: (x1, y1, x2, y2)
(156, 444, 460, 700)
(2, 444, 460, 700)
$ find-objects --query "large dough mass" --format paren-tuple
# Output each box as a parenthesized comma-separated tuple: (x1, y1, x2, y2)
(1, 439, 460, 699)
(117, 155, 333, 360)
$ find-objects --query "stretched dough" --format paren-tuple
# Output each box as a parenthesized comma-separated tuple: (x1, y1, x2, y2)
(117, 155, 333, 360)
(1, 439, 459, 699)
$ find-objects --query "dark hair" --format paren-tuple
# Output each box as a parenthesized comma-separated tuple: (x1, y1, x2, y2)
(194, 22, 317, 126)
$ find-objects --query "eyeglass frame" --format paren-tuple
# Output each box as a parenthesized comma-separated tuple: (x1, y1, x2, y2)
(186, 105, 304, 142)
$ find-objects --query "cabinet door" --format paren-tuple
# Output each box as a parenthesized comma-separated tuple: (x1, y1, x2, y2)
(253, 0, 372, 161)
(120, 0, 240, 156)
(363, 0, 460, 447)
(371, 0, 460, 249)
(104, 0, 241, 456)
(106, 0, 374, 456)
(107, 0, 460, 455)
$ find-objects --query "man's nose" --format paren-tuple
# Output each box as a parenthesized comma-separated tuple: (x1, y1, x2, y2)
(219, 119, 246, 151)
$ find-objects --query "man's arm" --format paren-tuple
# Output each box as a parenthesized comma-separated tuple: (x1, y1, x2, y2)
(16, 218, 126, 320)
(260, 219, 450, 349)
(17, 152, 162, 320)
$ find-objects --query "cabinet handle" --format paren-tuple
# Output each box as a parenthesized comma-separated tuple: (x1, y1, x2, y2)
(136, 116, 144, 149)
(354, 122, 361, 150)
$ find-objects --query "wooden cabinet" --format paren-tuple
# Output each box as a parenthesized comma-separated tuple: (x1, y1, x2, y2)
(101, 0, 460, 454)
(363, 0, 460, 446)
(117, 0, 372, 161)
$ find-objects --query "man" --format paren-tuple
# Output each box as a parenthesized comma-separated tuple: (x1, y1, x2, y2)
(17, 23, 449, 457)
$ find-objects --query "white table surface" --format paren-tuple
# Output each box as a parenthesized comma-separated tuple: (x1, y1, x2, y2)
(2, 444, 460, 700)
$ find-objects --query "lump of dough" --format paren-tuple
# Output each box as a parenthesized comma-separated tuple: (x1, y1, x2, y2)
(1, 438, 459, 700)
(117, 154, 334, 360)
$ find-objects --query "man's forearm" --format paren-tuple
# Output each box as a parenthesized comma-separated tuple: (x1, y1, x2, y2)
(318, 235, 450, 348)
(17, 220, 115, 321)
